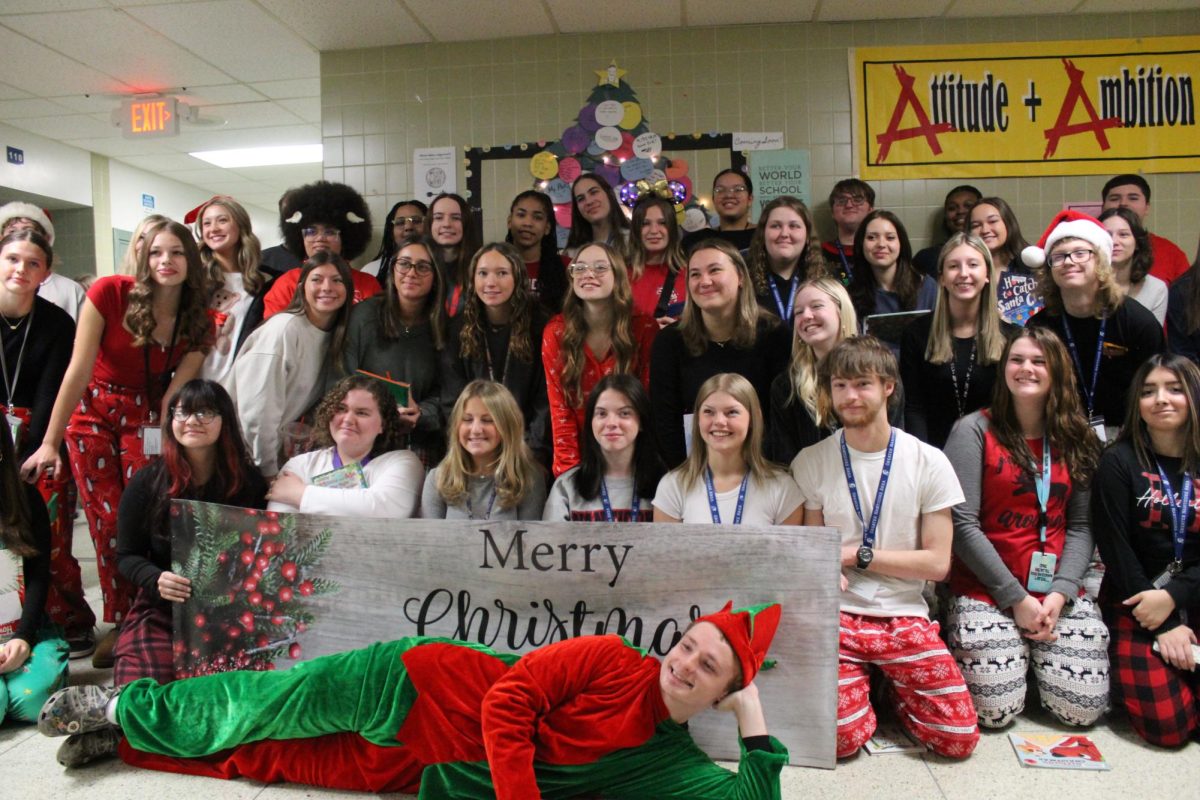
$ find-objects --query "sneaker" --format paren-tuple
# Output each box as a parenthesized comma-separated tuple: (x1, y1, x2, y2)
(38, 685, 118, 738)
(92, 628, 119, 670)
(66, 629, 96, 660)
(57, 728, 120, 768)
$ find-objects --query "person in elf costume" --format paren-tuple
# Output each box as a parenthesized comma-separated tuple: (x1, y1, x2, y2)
(39, 601, 788, 798)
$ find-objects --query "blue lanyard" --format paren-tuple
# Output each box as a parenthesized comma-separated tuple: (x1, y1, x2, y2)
(704, 468, 748, 525)
(1034, 437, 1051, 549)
(768, 271, 799, 322)
(1060, 315, 1106, 418)
(599, 477, 639, 522)
(1152, 456, 1193, 570)
(331, 450, 371, 469)
(834, 242, 853, 284)
(466, 481, 498, 520)
(840, 430, 897, 548)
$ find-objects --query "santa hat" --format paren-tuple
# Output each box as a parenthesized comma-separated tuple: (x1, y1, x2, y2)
(0, 201, 55, 244)
(184, 195, 233, 226)
(1021, 209, 1111, 270)
(693, 601, 781, 688)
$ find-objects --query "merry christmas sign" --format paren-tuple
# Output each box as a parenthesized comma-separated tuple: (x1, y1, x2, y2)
(852, 35, 1200, 178)
(171, 501, 841, 768)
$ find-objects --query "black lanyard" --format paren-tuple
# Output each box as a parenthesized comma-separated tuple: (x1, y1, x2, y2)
(0, 304, 33, 409)
(483, 325, 512, 384)
(142, 312, 183, 422)
(599, 477, 639, 522)
(840, 429, 897, 548)
(948, 339, 977, 417)
(768, 271, 799, 322)
(1152, 456, 1193, 574)
(704, 468, 748, 525)
(1060, 315, 1105, 418)
(466, 480, 498, 520)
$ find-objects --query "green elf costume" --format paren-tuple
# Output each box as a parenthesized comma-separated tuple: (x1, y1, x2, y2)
(42, 602, 788, 798)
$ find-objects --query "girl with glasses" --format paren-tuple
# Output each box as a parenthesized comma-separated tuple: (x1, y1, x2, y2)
(542, 243, 657, 476)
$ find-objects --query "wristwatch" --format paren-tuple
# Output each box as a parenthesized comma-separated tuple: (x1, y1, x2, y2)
(855, 546, 874, 570)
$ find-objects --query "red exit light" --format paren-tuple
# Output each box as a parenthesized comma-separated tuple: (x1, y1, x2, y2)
(120, 97, 179, 139)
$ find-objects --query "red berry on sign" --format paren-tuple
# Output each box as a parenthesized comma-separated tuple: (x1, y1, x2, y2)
(240, 549, 255, 566)
(202, 632, 212, 643)
(243, 578, 258, 592)
(240, 533, 254, 546)
(227, 624, 242, 638)
(270, 615, 284, 625)
(240, 611, 255, 630)
(289, 643, 301, 659)
(255, 635, 269, 648)
(265, 511, 279, 521)
(251, 568, 263, 580)
(248, 592, 263, 606)
(263, 598, 276, 612)
(244, 508, 260, 517)
(255, 554, 270, 571)
(193, 613, 207, 628)
(280, 562, 298, 582)
(260, 541, 275, 556)
(217, 552, 229, 564)
(278, 587, 294, 603)
(298, 580, 314, 596)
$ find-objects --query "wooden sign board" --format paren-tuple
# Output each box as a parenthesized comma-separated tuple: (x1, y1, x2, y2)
(172, 502, 841, 768)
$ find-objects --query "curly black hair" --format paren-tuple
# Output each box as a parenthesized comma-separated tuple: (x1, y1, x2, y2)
(281, 180, 373, 261)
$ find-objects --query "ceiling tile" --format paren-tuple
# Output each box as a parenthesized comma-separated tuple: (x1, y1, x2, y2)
(0, 98, 81, 118)
(0, 82, 33, 101)
(817, 0, 949, 21)
(1076, 0, 1200, 10)
(9, 113, 118, 139)
(684, 0, 817, 26)
(248, 78, 319, 99)
(61, 135, 178, 157)
(254, 0, 429, 50)
(548, 0, 682, 33)
(124, 0, 318, 83)
(406, 0, 554, 41)
(46, 92, 129, 113)
(3, 9, 234, 90)
(0, 26, 126, 96)
(2, 0, 108, 10)
(120, 152, 215, 171)
(186, 100, 304, 129)
(172, 122, 320, 152)
(276, 96, 321, 122)
(178, 84, 269, 105)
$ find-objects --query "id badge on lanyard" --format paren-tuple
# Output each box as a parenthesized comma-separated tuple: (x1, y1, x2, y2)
(1026, 437, 1056, 592)
(141, 422, 163, 455)
(4, 413, 22, 449)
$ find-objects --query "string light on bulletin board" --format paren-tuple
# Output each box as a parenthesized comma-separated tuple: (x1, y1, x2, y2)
(529, 60, 711, 243)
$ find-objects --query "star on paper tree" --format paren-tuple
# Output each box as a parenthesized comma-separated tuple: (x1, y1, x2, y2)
(529, 60, 710, 244)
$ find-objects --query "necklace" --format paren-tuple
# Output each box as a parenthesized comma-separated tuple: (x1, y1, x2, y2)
(0, 311, 27, 332)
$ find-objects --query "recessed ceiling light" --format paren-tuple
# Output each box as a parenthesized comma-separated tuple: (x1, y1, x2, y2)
(189, 144, 322, 168)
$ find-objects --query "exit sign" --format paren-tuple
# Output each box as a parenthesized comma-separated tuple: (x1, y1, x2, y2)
(120, 97, 179, 140)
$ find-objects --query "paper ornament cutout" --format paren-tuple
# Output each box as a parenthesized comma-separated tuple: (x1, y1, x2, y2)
(683, 206, 709, 232)
(545, 177, 572, 204)
(554, 203, 573, 228)
(620, 157, 655, 181)
(620, 101, 643, 130)
(595, 100, 624, 126)
(664, 158, 689, 180)
(530, 151, 559, 180)
(595, 60, 627, 87)
(649, 168, 668, 183)
(613, 131, 636, 161)
(632, 131, 662, 159)
(594, 126, 622, 150)
(577, 103, 600, 133)
(558, 156, 582, 183)
(585, 141, 607, 156)
(596, 163, 622, 187)
(562, 126, 590, 154)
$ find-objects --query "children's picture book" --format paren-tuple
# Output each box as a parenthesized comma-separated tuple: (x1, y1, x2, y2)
(1008, 732, 1110, 770)
(864, 723, 925, 755)
(355, 370, 411, 408)
(864, 309, 930, 347)
(997, 271, 1043, 327)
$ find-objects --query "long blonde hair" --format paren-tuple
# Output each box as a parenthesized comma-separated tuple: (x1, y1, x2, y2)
(436, 380, 540, 510)
(676, 373, 783, 491)
(1038, 236, 1122, 318)
(119, 214, 169, 275)
(193, 196, 266, 294)
(558, 242, 639, 405)
(925, 233, 1006, 365)
(786, 277, 857, 425)
(678, 239, 771, 357)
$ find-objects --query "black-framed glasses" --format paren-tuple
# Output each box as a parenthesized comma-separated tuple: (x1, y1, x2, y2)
(394, 258, 434, 276)
(832, 195, 868, 208)
(172, 408, 220, 424)
(1048, 249, 1095, 268)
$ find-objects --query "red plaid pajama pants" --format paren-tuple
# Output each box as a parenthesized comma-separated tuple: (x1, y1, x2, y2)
(1106, 608, 1200, 747)
(3, 405, 95, 635)
(837, 611, 980, 759)
(64, 381, 155, 624)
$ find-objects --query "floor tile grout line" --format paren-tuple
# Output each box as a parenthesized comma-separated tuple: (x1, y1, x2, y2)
(923, 753, 951, 799)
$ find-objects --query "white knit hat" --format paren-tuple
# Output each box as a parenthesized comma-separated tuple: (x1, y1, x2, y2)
(1020, 209, 1111, 269)
(0, 201, 55, 244)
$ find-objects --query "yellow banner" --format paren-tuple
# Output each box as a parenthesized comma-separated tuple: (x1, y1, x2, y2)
(852, 36, 1200, 179)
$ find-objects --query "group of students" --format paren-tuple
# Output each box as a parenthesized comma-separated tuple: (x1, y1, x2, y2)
(1, 169, 1199, 792)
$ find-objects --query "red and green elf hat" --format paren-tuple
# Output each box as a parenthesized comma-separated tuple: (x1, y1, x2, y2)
(694, 601, 782, 687)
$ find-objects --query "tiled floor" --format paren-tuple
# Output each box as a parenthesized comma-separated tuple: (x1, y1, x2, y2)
(3, 520, 1197, 798)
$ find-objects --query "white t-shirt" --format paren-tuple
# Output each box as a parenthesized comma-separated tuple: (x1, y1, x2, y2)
(267, 446, 424, 519)
(201, 272, 257, 383)
(790, 428, 964, 619)
(652, 468, 804, 526)
(37, 272, 85, 322)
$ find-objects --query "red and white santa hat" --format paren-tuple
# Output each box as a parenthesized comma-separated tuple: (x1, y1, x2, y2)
(1021, 209, 1112, 270)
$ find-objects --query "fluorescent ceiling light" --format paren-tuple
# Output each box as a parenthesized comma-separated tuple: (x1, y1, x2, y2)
(189, 144, 322, 168)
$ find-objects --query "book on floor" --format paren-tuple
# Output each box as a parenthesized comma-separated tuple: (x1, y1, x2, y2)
(1008, 732, 1110, 770)
(864, 724, 924, 755)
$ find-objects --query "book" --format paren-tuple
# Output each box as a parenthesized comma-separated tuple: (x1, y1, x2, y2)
(311, 461, 368, 489)
(1008, 732, 1110, 770)
(997, 271, 1043, 327)
(355, 370, 411, 407)
(864, 309, 931, 347)
(863, 724, 924, 755)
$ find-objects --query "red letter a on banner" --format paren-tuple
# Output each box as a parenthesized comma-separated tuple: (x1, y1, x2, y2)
(875, 64, 954, 163)
(1042, 59, 1122, 159)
